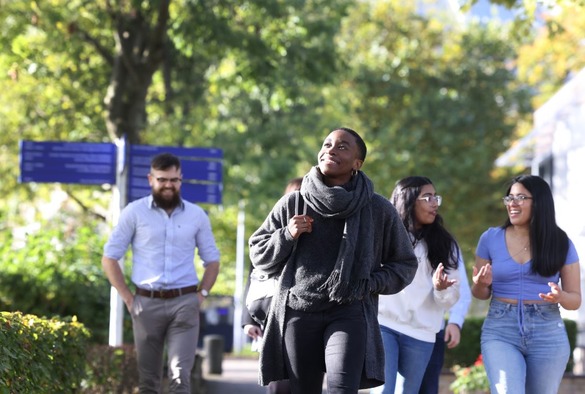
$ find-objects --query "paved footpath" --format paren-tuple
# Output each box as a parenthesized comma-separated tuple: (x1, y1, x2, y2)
(202, 356, 585, 394)
(204, 357, 265, 394)
(203, 357, 370, 394)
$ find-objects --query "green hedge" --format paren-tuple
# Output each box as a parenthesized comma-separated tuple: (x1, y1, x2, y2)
(82, 344, 139, 393)
(0, 226, 113, 344)
(0, 311, 90, 393)
(444, 316, 577, 371)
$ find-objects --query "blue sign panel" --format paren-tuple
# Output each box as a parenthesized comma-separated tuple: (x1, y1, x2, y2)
(129, 182, 223, 205)
(19, 140, 116, 185)
(128, 144, 223, 204)
(130, 144, 223, 159)
(19, 140, 223, 205)
(129, 157, 222, 183)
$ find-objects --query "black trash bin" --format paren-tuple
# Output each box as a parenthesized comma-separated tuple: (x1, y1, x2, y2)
(203, 334, 224, 375)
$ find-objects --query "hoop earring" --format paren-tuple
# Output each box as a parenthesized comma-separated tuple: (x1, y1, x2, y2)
(352, 169, 358, 176)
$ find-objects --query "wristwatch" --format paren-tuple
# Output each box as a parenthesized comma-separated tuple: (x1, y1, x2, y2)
(200, 289, 209, 297)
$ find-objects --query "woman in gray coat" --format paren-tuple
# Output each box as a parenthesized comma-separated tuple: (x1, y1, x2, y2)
(249, 127, 418, 393)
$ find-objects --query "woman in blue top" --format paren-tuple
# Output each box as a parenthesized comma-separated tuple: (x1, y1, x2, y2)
(472, 175, 581, 394)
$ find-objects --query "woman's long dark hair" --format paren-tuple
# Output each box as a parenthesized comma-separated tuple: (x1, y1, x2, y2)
(391, 176, 459, 272)
(502, 175, 569, 276)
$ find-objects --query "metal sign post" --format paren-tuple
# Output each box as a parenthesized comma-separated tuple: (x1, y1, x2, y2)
(108, 136, 128, 346)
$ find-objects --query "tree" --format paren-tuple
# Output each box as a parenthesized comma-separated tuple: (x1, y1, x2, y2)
(464, 0, 585, 41)
(325, 0, 533, 263)
(0, 0, 352, 201)
(0, 0, 352, 339)
(515, 5, 585, 107)
(1, 0, 540, 330)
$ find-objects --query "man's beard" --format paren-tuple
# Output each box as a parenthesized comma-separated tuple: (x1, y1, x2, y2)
(152, 188, 182, 210)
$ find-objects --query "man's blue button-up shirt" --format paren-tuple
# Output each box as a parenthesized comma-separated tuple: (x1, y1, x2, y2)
(103, 195, 220, 290)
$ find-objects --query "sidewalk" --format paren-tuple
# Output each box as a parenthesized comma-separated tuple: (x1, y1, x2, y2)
(204, 357, 265, 394)
(203, 357, 585, 394)
(203, 356, 370, 394)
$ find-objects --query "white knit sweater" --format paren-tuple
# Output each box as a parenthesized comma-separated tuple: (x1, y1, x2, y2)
(377, 239, 461, 342)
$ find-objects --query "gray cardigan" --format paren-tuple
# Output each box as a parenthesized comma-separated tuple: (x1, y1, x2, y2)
(248, 191, 417, 388)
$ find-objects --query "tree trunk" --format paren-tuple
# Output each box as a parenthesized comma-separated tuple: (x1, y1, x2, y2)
(104, 1, 170, 144)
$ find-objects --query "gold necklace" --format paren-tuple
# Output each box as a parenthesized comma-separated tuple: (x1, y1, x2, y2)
(509, 242, 530, 259)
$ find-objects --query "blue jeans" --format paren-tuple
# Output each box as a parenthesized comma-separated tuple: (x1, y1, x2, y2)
(418, 329, 445, 394)
(371, 326, 434, 394)
(481, 299, 570, 394)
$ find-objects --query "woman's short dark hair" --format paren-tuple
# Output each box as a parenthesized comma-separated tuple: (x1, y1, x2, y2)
(335, 127, 367, 161)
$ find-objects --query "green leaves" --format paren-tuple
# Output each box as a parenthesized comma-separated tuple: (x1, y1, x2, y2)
(0, 219, 111, 343)
(0, 312, 90, 392)
(2, 0, 572, 308)
(328, 2, 531, 260)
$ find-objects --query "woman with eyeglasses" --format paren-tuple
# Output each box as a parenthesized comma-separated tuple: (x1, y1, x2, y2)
(372, 176, 462, 394)
(472, 174, 581, 393)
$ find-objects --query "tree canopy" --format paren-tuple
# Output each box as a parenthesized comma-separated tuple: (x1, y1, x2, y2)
(4, 0, 582, 339)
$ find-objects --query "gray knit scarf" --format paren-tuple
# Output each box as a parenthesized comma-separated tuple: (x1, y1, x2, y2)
(300, 166, 375, 303)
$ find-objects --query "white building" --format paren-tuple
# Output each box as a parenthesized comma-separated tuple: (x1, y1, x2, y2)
(497, 67, 585, 374)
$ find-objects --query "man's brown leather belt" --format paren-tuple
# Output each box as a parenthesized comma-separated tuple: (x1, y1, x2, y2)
(135, 285, 199, 299)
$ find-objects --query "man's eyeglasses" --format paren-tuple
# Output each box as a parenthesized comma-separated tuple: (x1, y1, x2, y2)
(155, 177, 182, 185)
(502, 195, 532, 206)
(418, 195, 442, 206)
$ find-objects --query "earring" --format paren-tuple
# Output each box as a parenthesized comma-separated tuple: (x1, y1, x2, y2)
(352, 169, 358, 176)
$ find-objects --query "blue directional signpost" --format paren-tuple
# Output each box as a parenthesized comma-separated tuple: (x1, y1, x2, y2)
(128, 144, 223, 204)
(19, 140, 117, 185)
(19, 140, 223, 204)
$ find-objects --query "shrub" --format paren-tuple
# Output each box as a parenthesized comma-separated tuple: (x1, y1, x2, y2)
(450, 354, 489, 394)
(0, 226, 113, 343)
(444, 316, 483, 368)
(82, 344, 139, 393)
(0, 312, 90, 393)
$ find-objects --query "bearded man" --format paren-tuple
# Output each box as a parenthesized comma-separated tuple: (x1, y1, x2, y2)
(102, 152, 220, 393)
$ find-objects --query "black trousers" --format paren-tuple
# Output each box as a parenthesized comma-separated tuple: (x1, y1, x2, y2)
(283, 301, 366, 394)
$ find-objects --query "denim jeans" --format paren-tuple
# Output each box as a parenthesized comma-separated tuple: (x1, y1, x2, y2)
(481, 299, 570, 394)
(418, 328, 445, 394)
(283, 302, 366, 394)
(371, 326, 434, 394)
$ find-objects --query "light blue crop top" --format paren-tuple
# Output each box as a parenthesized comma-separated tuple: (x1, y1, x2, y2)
(476, 227, 579, 301)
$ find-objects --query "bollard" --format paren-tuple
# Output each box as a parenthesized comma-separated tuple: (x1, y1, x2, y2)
(203, 334, 224, 375)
